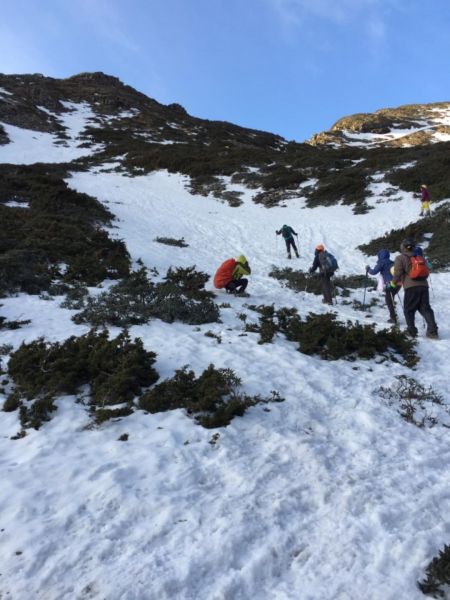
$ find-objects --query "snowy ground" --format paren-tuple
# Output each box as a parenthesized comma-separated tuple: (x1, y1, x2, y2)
(1, 156, 450, 596)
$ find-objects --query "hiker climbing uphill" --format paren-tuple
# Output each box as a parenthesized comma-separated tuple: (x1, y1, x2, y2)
(391, 239, 438, 339)
(308, 244, 338, 305)
(213, 254, 251, 297)
(276, 225, 299, 259)
(366, 249, 398, 324)
(420, 184, 431, 217)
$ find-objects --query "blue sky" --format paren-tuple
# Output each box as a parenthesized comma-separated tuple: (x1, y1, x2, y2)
(2, 0, 450, 140)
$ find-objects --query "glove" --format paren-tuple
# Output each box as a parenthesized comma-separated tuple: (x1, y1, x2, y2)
(388, 280, 397, 289)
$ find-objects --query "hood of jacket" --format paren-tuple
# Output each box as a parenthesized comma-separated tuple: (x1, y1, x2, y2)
(236, 254, 247, 265)
(377, 249, 390, 261)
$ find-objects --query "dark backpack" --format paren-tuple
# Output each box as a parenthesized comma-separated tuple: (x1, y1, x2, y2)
(322, 251, 338, 275)
(409, 255, 430, 280)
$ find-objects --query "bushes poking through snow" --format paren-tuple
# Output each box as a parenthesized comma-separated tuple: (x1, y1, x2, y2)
(0, 164, 131, 296)
(418, 544, 450, 597)
(269, 267, 322, 295)
(358, 203, 450, 271)
(3, 332, 280, 430)
(0, 316, 31, 330)
(4, 329, 159, 429)
(269, 267, 371, 296)
(245, 305, 418, 366)
(73, 266, 220, 327)
(154, 236, 189, 248)
(379, 375, 447, 428)
(139, 364, 284, 428)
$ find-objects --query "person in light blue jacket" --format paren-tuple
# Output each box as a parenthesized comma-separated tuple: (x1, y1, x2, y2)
(366, 249, 398, 323)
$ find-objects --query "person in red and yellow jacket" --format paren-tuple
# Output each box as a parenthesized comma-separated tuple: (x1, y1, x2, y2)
(226, 255, 251, 296)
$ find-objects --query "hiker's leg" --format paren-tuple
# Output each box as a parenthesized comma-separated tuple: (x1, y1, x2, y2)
(322, 275, 332, 304)
(403, 287, 420, 335)
(290, 238, 299, 256)
(285, 240, 291, 256)
(417, 287, 438, 334)
(225, 281, 237, 294)
(385, 289, 397, 321)
(236, 278, 248, 293)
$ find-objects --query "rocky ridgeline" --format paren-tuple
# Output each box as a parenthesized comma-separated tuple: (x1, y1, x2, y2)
(308, 101, 450, 147)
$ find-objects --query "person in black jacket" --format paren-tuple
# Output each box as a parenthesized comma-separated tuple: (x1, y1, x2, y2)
(276, 225, 299, 259)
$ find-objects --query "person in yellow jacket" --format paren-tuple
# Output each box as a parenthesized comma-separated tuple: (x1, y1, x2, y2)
(225, 255, 251, 296)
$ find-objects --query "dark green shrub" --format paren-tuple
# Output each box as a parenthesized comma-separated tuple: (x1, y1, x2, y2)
(358, 203, 450, 271)
(92, 406, 133, 425)
(269, 267, 322, 295)
(246, 306, 418, 366)
(0, 316, 31, 330)
(139, 364, 284, 428)
(154, 237, 189, 248)
(74, 266, 219, 327)
(0, 165, 131, 295)
(418, 544, 450, 597)
(6, 329, 158, 428)
(59, 284, 89, 310)
(19, 396, 57, 430)
(3, 391, 21, 412)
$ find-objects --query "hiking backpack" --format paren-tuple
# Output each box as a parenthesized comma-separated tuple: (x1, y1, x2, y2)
(322, 251, 338, 275)
(213, 258, 236, 288)
(409, 255, 430, 280)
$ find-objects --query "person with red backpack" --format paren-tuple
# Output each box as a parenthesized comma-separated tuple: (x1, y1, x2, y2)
(213, 254, 251, 296)
(390, 239, 438, 338)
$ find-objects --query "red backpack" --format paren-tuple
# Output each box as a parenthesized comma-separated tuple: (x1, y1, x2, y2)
(409, 256, 430, 280)
(213, 258, 236, 288)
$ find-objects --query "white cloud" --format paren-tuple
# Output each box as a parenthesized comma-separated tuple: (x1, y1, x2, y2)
(265, 0, 400, 48)
(67, 0, 140, 55)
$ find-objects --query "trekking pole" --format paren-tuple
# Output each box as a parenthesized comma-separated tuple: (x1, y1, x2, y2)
(362, 271, 369, 310)
(429, 274, 434, 298)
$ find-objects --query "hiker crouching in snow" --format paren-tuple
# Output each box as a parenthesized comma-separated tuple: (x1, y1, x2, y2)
(226, 255, 251, 296)
(391, 239, 438, 339)
(213, 255, 251, 297)
(308, 244, 337, 305)
(366, 249, 398, 324)
(276, 225, 299, 259)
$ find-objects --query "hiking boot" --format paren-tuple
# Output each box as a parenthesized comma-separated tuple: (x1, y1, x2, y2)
(426, 331, 439, 339)
(295, 253, 300, 258)
(287, 254, 292, 259)
(405, 329, 417, 339)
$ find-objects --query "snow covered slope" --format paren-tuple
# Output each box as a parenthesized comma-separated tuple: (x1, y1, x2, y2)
(1, 74, 450, 600)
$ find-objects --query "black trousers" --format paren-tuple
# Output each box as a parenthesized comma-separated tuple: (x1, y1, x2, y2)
(385, 287, 398, 321)
(403, 286, 438, 335)
(320, 274, 332, 304)
(226, 278, 248, 294)
(285, 238, 298, 256)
